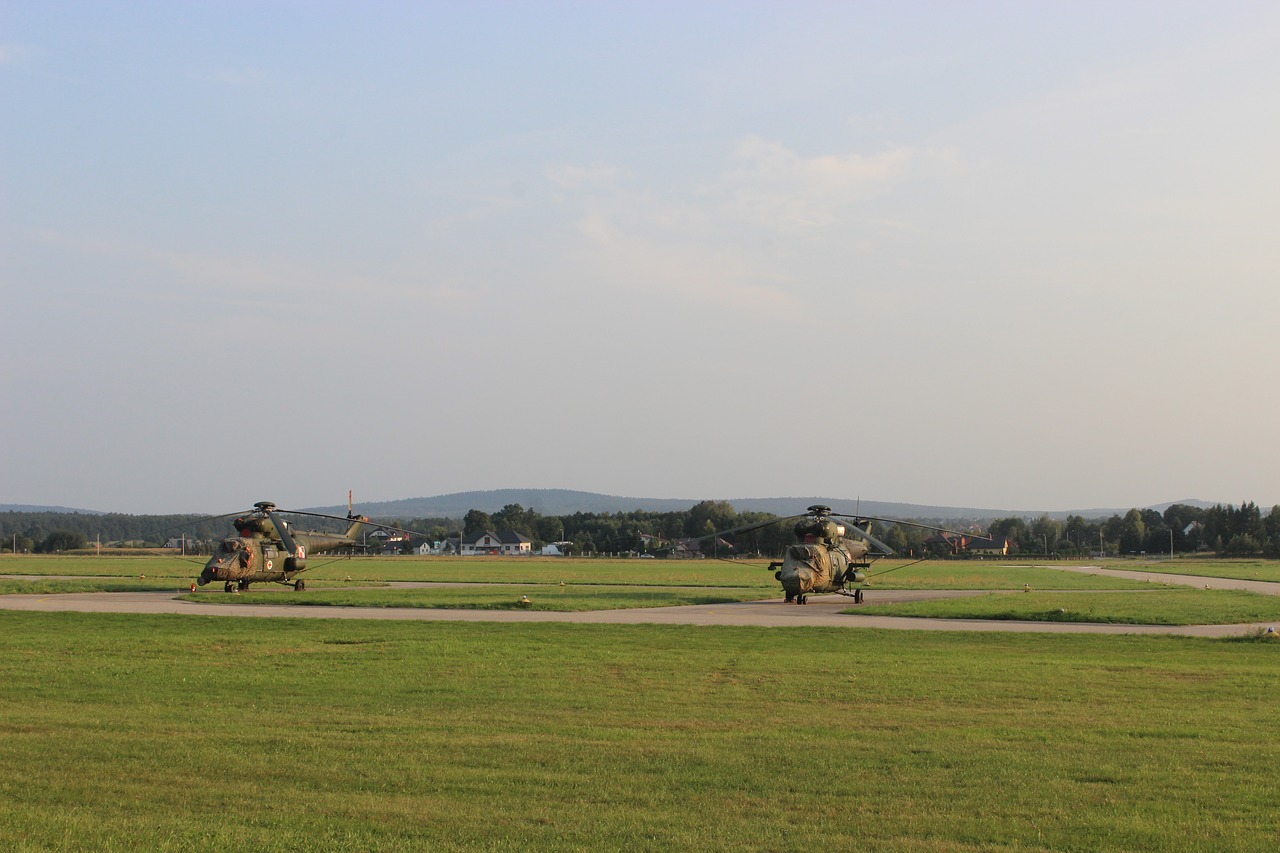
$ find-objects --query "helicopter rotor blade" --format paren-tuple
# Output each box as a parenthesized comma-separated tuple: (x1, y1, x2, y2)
(835, 520, 897, 556)
(146, 510, 263, 561)
(270, 508, 365, 523)
(695, 514, 809, 542)
(829, 513, 970, 538)
(829, 512, 978, 556)
(692, 506, 914, 549)
(267, 508, 437, 542)
(264, 509, 303, 558)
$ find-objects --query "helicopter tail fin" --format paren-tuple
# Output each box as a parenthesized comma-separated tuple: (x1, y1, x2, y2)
(344, 516, 369, 540)
(345, 493, 368, 540)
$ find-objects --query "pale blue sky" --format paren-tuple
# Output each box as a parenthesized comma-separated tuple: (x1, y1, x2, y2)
(3, 1, 1279, 514)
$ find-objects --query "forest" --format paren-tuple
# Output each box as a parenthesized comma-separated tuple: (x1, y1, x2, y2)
(3, 500, 1279, 559)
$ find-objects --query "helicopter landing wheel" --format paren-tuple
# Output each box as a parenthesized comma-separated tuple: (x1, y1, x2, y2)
(854, 589, 864, 604)
(223, 582, 234, 594)
(796, 594, 807, 605)
(294, 580, 306, 592)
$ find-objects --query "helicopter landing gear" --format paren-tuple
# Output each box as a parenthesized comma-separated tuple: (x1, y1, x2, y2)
(224, 582, 234, 593)
(795, 593, 808, 605)
(293, 579, 306, 592)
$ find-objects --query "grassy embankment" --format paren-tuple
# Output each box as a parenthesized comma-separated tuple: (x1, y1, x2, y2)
(0, 611, 1277, 851)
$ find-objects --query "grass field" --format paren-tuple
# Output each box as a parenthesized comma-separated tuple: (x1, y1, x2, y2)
(11, 554, 1280, 626)
(8, 552, 1280, 581)
(178, 584, 772, 611)
(0, 553, 780, 588)
(0, 577, 193, 596)
(1, 553, 1167, 589)
(854, 588, 1280, 625)
(0, 554, 206, 579)
(1, 611, 1277, 851)
(1096, 557, 1280, 584)
(856, 561, 1153, 590)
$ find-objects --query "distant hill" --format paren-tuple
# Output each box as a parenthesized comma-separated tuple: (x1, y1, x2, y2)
(305, 489, 700, 519)
(0, 493, 1224, 521)
(306, 489, 1222, 522)
(0, 504, 105, 515)
(1063, 499, 1219, 518)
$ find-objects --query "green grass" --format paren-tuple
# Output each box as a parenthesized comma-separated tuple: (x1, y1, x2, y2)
(0, 553, 780, 588)
(179, 583, 771, 611)
(10, 556, 1279, 627)
(299, 556, 781, 588)
(1, 554, 1159, 589)
(0, 612, 1277, 851)
(1093, 557, 1280, 584)
(0, 553, 208, 579)
(0, 577, 193, 595)
(10, 553, 1280, 588)
(853, 588, 1280, 625)
(859, 561, 1156, 590)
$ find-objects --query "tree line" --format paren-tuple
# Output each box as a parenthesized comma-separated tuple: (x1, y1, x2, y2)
(368, 500, 1280, 558)
(0, 501, 783, 556)
(986, 502, 1280, 558)
(5, 500, 1279, 558)
(415, 501, 784, 556)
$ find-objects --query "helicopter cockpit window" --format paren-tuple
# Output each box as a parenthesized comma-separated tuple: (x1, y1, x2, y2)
(219, 539, 243, 554)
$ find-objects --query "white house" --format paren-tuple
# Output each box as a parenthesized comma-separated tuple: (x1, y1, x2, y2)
(462, 530, 532, 556)
(418, 539, 460, 556)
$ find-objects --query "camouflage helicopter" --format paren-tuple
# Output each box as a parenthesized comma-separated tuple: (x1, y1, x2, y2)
(198, 499, 381, 592)
(707, 505, 953, 604)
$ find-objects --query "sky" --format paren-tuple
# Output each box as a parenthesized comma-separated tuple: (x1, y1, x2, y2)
(3, 1, 1279, 515)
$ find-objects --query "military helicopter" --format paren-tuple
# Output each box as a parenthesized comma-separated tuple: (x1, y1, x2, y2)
(706, 505, 954, 604)
(198, 499, 383, 592)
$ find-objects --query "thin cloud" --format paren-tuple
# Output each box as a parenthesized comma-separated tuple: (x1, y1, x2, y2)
(201, 68, 265, 87)
(720, 136, 937, 230)
(565, 197, 803, 320)
(0, 43, 34, 65)
(27, 229, 471, 316)
(544, 162, 621, 191)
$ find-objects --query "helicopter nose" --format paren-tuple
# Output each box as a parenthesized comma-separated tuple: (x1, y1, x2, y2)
(785, 567, 814, 593)
(778, 565, 810, 595)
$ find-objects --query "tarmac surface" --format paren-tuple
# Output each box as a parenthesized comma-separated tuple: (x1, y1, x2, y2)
(2, 565, 1278, 636)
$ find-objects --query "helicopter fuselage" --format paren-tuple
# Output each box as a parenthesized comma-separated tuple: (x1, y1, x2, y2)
(770, 515, 873, 604)
(197, 510, 367, 591)
(773, 537, 870, 603)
